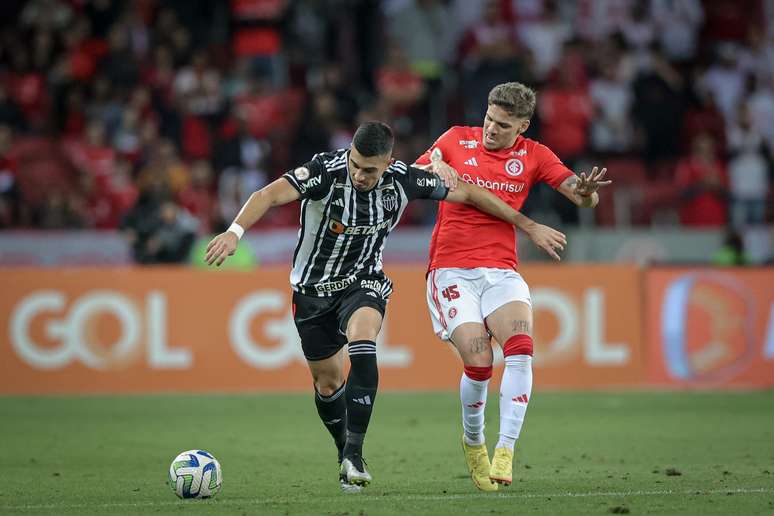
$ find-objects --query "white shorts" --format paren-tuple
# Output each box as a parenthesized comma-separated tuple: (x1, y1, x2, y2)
(426, 267, 531, 341)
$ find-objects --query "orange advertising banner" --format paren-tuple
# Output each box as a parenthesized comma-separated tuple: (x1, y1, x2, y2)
(0, 266, 644, 394)
(645, 268, 774, 388)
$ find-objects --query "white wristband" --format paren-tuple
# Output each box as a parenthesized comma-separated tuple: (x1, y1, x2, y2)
(227, 222, 245, 240)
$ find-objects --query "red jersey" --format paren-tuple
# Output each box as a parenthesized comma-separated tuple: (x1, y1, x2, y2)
(416, 126, 573, 271)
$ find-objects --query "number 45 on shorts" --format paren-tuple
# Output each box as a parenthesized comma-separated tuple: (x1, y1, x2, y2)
(442, 285, 460, 301)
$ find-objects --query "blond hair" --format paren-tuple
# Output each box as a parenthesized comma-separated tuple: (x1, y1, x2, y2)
(487, 82, 536, 119)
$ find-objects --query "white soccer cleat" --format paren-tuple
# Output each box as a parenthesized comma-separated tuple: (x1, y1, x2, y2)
(340, 456, 372, 487)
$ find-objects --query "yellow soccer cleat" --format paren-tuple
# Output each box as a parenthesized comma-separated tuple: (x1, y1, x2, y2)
(489, 447, 514, 486)
(461, 436, 498, 492)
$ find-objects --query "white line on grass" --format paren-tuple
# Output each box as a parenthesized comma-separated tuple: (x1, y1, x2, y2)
(2, 487, 771, 511)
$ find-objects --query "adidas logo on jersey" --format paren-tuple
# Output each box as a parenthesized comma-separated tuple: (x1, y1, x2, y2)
(332, 199, 345, 208)
(464, 157, 478, 167)
(353, 395, 372, 406)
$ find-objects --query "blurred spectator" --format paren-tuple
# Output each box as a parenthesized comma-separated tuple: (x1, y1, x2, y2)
(712, 229, 750, 266)
(21, 0, 72, 31)
(676, 133, 728, 227)
(517, 0, 572, 80)
(284, 0, 334, 70)
(291, 90, 341, 161)
(0, 125, 24, 227)
(137, 139, 190, 196)
(63, 118, 116, 193)
(37, 191, 85, 229)
(377, 43, 426, 120)
(173, 50, 223, 118)
(590, 55, 633, 153)
(390, 0, 452, 82)
(651, 0, 704, 62)
(99, 24, 140, 93)
(726, 104, 770, 227)
(216, 112, 270, 225)
(458, 0, 533, 124)
(745, 76, 774, 153)
(632, 44, 684, 166)
(698, 44, 745, 123)
(142, 199, 198, 263)
(538, 57, 592, 162)
(85, 75, 123, 133)
(6, 46, 48, 129)
(390, 0, 452, 135)
(178, 160, 217, 233)
(681, 88, 726, 155)
(112, 108, 142, 161)
(621, 1, 656, 56)
(0, 84, 26, 130)
(122, 195, 197, 264)
(80, 158, 138, 229)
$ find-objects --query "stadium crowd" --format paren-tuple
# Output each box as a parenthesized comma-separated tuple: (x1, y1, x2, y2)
(0, 0, 771, 251)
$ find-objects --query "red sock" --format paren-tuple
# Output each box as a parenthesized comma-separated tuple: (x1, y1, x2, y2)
(502, 334, 533, 357)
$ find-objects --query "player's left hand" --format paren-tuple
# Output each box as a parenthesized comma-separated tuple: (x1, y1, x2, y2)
(205, 231, 238, 267)
(429, 159, 459, 191)
(575, 167, 611, 197)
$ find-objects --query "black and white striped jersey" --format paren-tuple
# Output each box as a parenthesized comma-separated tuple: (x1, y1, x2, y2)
(282, 149, 448, 297)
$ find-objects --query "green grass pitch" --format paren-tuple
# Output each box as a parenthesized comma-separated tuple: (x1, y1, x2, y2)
(1, 391, 773, 515)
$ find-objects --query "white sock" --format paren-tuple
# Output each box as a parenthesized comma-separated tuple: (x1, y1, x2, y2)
(460, 373, 489, 446)
(497, 355, 532, 450)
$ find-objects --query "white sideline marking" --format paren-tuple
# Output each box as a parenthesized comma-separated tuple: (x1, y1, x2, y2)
(1, 487, 771, 511)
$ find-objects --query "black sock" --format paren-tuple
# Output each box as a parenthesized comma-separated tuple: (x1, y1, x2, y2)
(314, 382, 347, 460)
(343, 340, 378, 458)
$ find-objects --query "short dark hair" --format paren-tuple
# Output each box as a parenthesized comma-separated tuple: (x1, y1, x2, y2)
(352, 121, 394, 157)
(488, 82, 536, 119)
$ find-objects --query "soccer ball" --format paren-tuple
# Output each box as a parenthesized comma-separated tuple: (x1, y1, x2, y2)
(168, 450, 222, 499)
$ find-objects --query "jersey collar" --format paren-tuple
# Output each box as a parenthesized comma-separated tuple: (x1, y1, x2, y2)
(482, 134, 524, 157)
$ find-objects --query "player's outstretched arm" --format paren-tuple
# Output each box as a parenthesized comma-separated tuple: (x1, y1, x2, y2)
(446, 181, 567, 260)
(557, 167, 612, 208)
(205, 178, 300, 267)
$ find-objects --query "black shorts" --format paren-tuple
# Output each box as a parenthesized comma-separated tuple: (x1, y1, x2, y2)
(292, 276, 391, 361)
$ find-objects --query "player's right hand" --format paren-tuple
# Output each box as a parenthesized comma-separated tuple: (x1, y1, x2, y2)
(205, 231, 239, 267)
(526, 224, 566, 261)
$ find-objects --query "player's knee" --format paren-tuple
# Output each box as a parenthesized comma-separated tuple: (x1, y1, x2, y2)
(503, 334, 533, 357)
(311, 367, 345, 395)
(458, 336, 494, 367)
(314, 376, 344, 396)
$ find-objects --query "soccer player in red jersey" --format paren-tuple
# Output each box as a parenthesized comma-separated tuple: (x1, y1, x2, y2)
(414, 82, 611, 491)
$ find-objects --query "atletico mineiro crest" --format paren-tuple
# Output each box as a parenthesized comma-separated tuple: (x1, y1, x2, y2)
(382, 194, 397, 211)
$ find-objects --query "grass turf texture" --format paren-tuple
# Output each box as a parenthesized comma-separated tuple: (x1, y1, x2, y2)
(1, 392, 773, 515)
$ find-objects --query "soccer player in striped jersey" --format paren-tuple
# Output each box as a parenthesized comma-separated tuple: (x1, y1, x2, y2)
(205, 121, 558, 492)
(415, 82, 611, 491)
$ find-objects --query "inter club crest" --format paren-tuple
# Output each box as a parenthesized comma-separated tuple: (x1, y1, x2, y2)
(382, 193, 397, 211)
(505, 159, 523, 177)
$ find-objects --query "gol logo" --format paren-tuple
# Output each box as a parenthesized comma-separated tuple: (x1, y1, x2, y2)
(661, 273, 755, 382)
(9, 290, 191, 370)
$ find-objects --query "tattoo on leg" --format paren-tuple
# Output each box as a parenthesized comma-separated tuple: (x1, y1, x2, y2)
(512, 320, 531, 334)
(470, 336, 489, 354)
